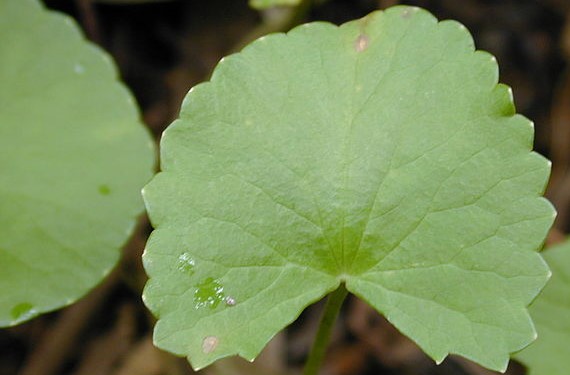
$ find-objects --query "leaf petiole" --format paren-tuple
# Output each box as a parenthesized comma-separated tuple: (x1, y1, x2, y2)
(302, 284, 349, 375)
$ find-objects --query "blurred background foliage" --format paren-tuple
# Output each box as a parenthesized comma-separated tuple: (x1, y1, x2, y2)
(1, 1, 569, 374)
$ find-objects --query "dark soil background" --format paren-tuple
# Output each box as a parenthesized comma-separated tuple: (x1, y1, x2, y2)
(2, 1, 570, 374)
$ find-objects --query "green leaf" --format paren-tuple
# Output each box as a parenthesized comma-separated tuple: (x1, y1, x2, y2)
(0, 0, 155, 326)
(514, 239, 570, 375)
(142, 6, 554, 372)
(249, 0, 301, 10)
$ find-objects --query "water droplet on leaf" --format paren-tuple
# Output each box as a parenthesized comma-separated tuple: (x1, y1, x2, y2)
(194, 277, 225, 309)
(177, 252, 195, 274)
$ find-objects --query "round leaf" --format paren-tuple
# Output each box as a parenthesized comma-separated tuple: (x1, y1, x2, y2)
(514, 239, 570, 375)
(0, 0, 155, 326)
(142, 6, 554, 372)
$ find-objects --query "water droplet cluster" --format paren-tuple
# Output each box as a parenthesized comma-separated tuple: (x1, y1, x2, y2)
(177, 252, 196, 274)
(194, 277, 225, 309)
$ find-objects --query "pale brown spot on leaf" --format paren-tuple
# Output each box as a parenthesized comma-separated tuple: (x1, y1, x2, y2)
(202, 336, 219, 354)
(401, 7, 418, 19)
(355, 34, 369, 52)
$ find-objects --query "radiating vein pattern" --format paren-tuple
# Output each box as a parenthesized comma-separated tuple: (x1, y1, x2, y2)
(143, 6, 554, 372)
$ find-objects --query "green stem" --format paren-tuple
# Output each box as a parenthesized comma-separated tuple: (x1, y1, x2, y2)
(283, 0, 313, 31)
(302, 284, 349, 375)
(232, 0, 314, 52)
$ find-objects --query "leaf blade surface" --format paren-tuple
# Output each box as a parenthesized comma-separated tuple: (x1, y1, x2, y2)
(0, 0, 155, 326)
(143, 6, 554, 371)
(514, 239, 570, 375)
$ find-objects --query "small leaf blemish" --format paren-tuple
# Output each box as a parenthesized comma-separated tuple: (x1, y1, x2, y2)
(11, 302, 34, 321)
(225, 296, 236, 306)
(354, 34, 369, 52)
(98, 185, 111, 195)
(202, 336, 219, 354)
(74, 63, 85, 74)
(401, 8, 413, 18)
